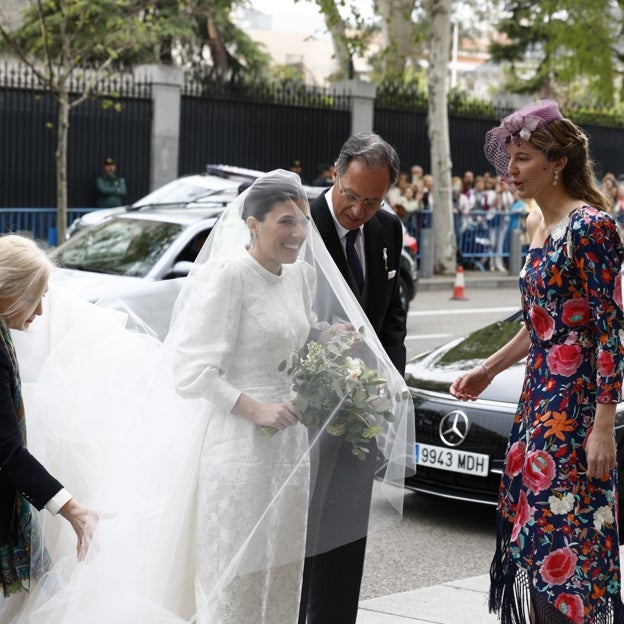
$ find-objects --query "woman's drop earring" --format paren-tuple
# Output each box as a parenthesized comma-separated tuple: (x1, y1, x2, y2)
(552, 171, 559, 186)
(247, 234, 256, 250)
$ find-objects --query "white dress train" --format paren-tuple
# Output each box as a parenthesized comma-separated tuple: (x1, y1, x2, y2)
(6, 286, 205, 623)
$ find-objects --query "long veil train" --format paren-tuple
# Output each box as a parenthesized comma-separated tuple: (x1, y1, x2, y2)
(7, 170, 415, 622)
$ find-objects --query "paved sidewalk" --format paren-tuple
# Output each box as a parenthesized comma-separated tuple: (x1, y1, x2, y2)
(357, 574, 498, 623)
(358, 272, 515, 622)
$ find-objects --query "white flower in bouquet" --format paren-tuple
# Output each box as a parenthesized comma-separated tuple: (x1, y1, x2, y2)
(261, 327, 407, 460)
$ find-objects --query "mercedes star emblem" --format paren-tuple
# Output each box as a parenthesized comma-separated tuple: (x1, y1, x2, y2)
(439, 410, 469, 447)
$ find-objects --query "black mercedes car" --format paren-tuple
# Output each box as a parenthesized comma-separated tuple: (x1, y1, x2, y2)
(404, 310, 624, 509)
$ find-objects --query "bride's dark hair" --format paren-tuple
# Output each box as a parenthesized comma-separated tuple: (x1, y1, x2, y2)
(242, 173, 307, 221)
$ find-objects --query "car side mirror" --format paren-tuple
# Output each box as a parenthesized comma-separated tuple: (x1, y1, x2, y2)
(169, 260, 195, 278)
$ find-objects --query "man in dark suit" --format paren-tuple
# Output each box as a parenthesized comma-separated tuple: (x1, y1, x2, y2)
(299, 132, 407, 624)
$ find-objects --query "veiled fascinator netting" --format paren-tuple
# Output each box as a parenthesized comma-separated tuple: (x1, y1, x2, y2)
(7, 169, 415, 623)
(484, 99, 563, 178)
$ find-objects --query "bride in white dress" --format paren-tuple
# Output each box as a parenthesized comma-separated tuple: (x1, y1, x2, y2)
(4, 170, 414, 623)
(170, 172, 316, 622)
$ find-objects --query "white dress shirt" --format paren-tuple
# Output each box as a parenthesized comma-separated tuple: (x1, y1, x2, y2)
(324, 188, 366, 276)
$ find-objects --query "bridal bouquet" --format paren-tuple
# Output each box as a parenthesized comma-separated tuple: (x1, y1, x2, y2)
(262, 328, 399, 460)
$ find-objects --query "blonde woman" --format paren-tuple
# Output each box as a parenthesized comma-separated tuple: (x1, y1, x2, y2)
(0, 235, 97, 622)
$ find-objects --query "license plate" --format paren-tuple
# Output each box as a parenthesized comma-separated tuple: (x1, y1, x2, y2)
(414, 443, 489, 477)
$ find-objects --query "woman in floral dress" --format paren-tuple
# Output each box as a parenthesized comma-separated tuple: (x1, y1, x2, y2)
(451, 100, 624, 624)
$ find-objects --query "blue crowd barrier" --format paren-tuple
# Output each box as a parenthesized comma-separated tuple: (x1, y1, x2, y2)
(411, 209, 527, 272)
(1, 207, 528, 270)
(0, 207, 102, 245)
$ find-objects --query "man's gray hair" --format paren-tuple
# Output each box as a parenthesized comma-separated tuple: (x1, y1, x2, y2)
(335, 132, 400, 188)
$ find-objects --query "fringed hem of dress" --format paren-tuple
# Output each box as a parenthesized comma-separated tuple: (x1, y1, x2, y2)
(489, 518, 624, 624)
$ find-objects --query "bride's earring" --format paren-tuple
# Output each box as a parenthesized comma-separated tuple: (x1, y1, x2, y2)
(248, 233, 256, 250)
(552, 170, 559, 186)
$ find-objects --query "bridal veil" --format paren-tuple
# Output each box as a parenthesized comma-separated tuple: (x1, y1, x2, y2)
(6, 169, 415, 622)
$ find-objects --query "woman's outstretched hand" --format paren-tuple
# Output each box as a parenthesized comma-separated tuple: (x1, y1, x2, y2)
(449, 365, 491, 401)
(58, 499, 99, 561)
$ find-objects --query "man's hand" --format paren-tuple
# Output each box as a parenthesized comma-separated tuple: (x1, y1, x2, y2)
(319, 322, 355, 344)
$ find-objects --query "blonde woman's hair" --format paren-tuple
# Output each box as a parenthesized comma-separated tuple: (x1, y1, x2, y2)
(0, 235, 53, 320)
(531, 119, 611, 213)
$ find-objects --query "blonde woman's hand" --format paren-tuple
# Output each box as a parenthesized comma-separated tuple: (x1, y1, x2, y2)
(58, 499, 99, 561)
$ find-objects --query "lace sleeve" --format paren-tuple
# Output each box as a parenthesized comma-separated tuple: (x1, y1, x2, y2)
(172, 258, 244, 413)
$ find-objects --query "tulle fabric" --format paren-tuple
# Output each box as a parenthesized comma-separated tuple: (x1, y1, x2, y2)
(7, 286, 204, 623)
(3, 170, 415, 622)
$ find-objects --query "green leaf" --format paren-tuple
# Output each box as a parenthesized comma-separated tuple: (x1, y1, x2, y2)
(327, 423, 347, 436)
(362, 426, 382, 439)
(259, 426, 278, 437)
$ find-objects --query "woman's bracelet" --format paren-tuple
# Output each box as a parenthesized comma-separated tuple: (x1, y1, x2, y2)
(480, 362, 493, 384)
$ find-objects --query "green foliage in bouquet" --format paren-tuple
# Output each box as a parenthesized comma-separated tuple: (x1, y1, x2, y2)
(263, 328, 400, 460)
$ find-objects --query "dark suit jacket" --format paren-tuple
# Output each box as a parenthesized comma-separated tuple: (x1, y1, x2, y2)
(0, 338, 62, 544)
(300, 195, 408, 624)
(310, 193, 407, 375)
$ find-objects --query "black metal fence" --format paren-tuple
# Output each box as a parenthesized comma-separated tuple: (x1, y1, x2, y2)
(0, 64, 152, 208)
(2, 65, 624, 215)
(180, 79, 351, 184)
(375, 94, 624, 179)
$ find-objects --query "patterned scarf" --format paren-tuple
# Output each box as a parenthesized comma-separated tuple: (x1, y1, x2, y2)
(0, 324, 33, 597)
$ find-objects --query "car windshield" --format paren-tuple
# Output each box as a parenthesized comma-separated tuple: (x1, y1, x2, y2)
(52, 218, 183, 277)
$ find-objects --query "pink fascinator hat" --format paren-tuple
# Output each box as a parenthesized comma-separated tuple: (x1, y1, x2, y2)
(484, 99, 563, 178)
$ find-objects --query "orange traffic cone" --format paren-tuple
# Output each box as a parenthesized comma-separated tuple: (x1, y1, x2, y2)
(451, 265, 468, 300)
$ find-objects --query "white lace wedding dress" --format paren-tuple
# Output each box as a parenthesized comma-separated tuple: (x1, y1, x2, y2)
(171, 251, 315, 624)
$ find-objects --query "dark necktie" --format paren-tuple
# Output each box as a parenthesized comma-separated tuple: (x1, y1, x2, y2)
(345, 229, 364, 294)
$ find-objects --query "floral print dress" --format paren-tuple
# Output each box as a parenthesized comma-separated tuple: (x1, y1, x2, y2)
(490, 206, 624, 624)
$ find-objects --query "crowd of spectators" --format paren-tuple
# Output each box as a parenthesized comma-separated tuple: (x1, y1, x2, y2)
(601, 172, 624, 227)
(294, 159, 624, 273)
(386, 164, 533, 272)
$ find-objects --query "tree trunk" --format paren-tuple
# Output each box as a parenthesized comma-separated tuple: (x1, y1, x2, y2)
(426, 0, 455, 275)
(206, 13, 229, 95)
(313, 0, 351, 78)
(376, 0, 417, 77)
(55, 86, 70, 243)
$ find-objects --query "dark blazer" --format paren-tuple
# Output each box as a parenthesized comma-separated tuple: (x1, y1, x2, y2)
(300, 193, 408, 624)
(310, 193, 407, 374)
(0, 338, 62, 544)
